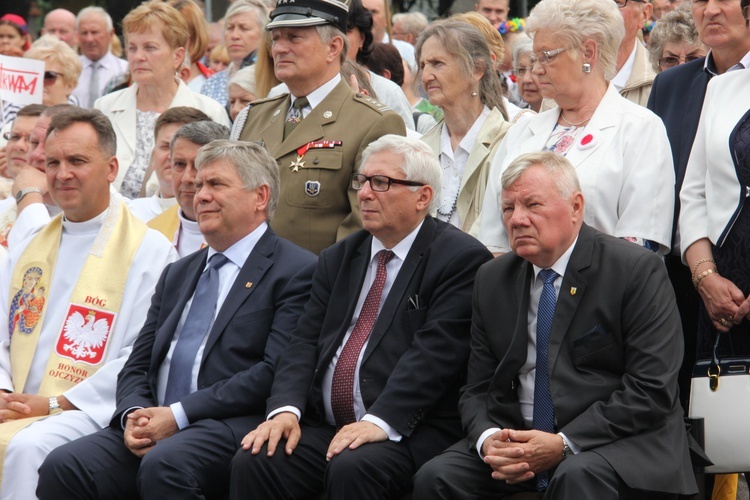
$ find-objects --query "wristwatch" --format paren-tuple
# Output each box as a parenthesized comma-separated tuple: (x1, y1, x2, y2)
(48, 396, 63, 416)
(15, 187, 42, 204)
(561, 435, 574, 460)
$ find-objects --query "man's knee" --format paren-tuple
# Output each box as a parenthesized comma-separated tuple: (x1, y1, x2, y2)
(37, 442, 90, 499)
(413, 455, 445, 497)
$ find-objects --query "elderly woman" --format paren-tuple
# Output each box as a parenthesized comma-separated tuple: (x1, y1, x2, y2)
(200, 0, 269, 107)
(96, 1, 229, 199)
(416, 20, 511, 234)
(228, 65, 257, 121)
(512, 37, 542, 112)
(647, 8, 707, 73)
(477, 0, 674, 255)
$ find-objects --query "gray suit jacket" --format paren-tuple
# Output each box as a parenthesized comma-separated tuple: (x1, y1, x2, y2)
(461, 224, 697, 494)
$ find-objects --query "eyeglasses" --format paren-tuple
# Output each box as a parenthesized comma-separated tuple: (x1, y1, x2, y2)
(2, 131, 31, 143)
(614, 0, 645, 8)
(43, 71, 62, 84)
(350, 173, 425, 192)
(513, 66, 531, 77)
(528, 48, 567, 65)
(658, 54, 704, 70)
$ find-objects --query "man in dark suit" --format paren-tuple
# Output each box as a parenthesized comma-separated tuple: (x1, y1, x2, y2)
(232, 0, 406, 254)
(413, 152, 696, 499)
(230, 135, 492, 500)
(647, 0, 750, 409)
(36, 141, 317, 499)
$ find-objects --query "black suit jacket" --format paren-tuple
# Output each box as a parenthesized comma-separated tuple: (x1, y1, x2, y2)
(461, 224, 696, 495)
(113, 228, 316, 437)
(266, 217, 492, 465)
(647, 57, 711, 242)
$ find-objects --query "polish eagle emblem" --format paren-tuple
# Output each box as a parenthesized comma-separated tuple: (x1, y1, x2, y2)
(62, 310, 110, 360)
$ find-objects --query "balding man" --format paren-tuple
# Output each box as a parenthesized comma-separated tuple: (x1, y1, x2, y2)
(42, 9, 77, 49)
(72, 7, 129, 109)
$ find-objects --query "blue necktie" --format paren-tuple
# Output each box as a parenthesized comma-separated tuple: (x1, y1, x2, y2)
(163, 253, 229, 406)
(533, 268, 558, 490)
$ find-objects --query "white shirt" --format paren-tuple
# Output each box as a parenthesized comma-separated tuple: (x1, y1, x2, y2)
(288, 74, 342, 119)
(157, 222, 268, 428)
(127, 194, 177, 223)
(72, 52, 129, 109)
(437, 107, 490, 228)
(476, 237, 579, 457)
(612, 40, 638, 92)
(176, 210, 205, 258)
(270, 221, 424, 441)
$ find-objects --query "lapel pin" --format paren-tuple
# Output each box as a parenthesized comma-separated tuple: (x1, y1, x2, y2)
(273, 110, 281, 117)
(570, 287, 577, 296)
(323, 111, 333, 119)
(246, 282, 253, 288)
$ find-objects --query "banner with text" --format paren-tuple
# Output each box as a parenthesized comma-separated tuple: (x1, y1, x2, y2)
(0, 56, 44, 106)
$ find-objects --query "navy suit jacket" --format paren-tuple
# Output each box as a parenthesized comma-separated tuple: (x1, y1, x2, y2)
(461, 224, 696, 495)
(113, 227, 316, 437)
(266, 216, 492, 466)
(647, 57, 711, 241)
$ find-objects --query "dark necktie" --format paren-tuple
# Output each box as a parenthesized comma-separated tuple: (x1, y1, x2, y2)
(284, 96, 309, 139)
(331, 250, 395, 428)
(163, 253, 229, 405)
(533, 268, 558, 490)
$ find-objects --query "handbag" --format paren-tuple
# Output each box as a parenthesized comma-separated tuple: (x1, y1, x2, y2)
(688, 347, 750, 473)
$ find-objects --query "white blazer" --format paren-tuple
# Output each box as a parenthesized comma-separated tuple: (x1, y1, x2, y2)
(95, 80, 231, 193)
(477, 84, 675, 254)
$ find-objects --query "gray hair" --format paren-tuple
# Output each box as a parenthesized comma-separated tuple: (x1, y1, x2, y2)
(76, 6, 114, 31)
(392, 12, 428, 37)
(526, 0, 624, 81)
(359, 134, 442, 213)
(512, 37, 533, 72)
(170, 121, 230, 151)
(647, 7, 703, 72)
(415, 19, 505, 112)
(501, 152, 581, 200)
(317, 24, 348, 66)
(194, 140, 280, 220)
(225, 0, 270, 31)
(229, 65, 257, 95)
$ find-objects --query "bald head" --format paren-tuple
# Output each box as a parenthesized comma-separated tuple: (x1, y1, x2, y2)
(43, 9, 78, 49)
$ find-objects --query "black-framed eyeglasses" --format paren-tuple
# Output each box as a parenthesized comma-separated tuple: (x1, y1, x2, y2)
(350, 173, 425, 192)
(529, 48, 567, 65)
(43, 71, 62, 84)
(614, 0, 645, 8)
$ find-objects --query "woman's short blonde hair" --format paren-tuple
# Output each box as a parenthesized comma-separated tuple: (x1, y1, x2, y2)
(526, 0, 624, 81)
(122, 1, 190, 52)
(25, 37, 82, 88)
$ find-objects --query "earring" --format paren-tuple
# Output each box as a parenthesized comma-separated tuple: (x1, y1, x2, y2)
(582, 63, 591, 73)
(471, 91, 478, 97)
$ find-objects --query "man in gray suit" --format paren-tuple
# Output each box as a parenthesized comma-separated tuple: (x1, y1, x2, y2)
(414, 151, 696, 499)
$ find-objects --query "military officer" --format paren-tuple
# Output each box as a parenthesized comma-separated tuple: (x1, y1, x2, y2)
(232, 0, 406, 254)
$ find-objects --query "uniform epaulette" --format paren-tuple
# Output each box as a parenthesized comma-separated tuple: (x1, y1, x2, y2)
(249, 93, 290, 106)
(352, 93, 392, 114)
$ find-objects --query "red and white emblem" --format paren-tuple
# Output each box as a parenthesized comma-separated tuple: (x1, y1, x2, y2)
(56, 304, 115, 364)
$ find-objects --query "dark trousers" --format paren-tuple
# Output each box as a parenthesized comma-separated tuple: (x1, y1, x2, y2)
(37, 417, 256, 500)
(230, 423, 419, 500)
(413, 439, 675, 500)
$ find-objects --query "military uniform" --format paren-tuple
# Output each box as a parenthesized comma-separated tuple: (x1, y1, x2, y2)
(233, 79, 406, 254)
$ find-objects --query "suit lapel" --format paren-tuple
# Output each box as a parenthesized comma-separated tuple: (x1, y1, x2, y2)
(561, 86, 619, 168)
(261, 96, 291, 157)
(201, 230, 277, 359)
(151, 250, 208, 367)
(547, 225, 594, 374)
(361, 219, 436, 363)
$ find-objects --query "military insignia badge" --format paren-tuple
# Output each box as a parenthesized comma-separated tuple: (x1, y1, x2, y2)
(305, 181, 321, 197)
(55, 304, 115, 364)
(323, 111, 333, 119)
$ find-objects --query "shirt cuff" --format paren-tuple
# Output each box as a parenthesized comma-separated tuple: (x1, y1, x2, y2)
(120, 406, 144, 429)
(267, 406, 301, 421)
(170, 402, 189, 429)
(362, 414, 402, 442)
(477, 427, 502, 458)
(558, 432, 580, 454)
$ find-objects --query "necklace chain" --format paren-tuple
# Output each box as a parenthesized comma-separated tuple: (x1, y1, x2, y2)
(559, 112, 591, 127)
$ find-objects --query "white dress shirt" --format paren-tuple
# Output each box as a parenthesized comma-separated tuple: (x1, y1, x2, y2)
(72, 52, 129, 108)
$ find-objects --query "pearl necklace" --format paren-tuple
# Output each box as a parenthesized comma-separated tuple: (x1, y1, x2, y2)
(559, 112, 591, 127)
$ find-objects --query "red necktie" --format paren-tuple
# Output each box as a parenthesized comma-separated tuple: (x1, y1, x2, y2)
(331, 250, 395, 428)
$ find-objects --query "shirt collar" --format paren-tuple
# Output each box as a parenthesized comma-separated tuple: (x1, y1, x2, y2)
(611, 39, 638, 91)
(703, 49, 750, 76)
(289, 73, 342, 111)
(207, 221, 268, 269)
(370, 219, 424, 264)
(439, 106, 491, 159)
(532, 235, 579, 284)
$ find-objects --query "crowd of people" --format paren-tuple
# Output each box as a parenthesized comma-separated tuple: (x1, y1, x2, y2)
(0, 0, 746, 496)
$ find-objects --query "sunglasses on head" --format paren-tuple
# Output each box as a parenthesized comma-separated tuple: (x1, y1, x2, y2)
(43, 71, 62, 84)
